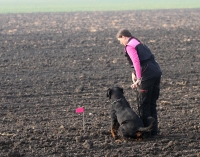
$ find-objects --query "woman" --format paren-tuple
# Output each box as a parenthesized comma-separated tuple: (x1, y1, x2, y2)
(116, 29, 162, 137)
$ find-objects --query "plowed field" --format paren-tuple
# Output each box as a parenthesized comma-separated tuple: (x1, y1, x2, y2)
(0, 9, 200, 157)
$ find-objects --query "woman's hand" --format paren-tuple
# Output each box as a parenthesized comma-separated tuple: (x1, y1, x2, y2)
(131, 78, 142, 89)
(132, 73, 137, 83)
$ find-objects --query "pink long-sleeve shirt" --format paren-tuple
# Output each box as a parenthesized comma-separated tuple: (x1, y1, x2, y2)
(125, 38, 141, 79)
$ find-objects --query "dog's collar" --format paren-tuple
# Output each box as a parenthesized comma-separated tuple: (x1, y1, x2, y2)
(111, 98, 123, 105)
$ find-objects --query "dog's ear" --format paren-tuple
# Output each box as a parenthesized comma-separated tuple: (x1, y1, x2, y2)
(107, 88, 112, 99)
(119, 87, 124, 94)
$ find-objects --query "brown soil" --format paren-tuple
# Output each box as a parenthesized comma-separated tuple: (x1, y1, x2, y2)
(0, 9, 200, 157)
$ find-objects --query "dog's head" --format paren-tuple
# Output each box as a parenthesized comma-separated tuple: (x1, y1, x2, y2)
(107, 87, 124, 99)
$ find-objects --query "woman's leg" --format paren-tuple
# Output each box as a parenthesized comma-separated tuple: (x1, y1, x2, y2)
(138, 79, 153, 131)
(150, 76, 161, 135)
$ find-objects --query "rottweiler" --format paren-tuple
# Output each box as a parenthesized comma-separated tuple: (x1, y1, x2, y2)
(107, 87, 155, 141)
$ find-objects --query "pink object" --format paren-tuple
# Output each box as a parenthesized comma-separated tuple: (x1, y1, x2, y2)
(126, 38, 142, 79)
(76, 107, 84, 113)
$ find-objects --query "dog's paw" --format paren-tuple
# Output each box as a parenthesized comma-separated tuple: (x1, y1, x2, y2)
(136, 137, 143, 141)
(115, 139, 122, 143)
(111, 134, 120, 141)
(136, 132, 143, 137)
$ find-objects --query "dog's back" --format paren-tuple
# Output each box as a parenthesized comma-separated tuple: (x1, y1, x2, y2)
(111, 98, 144, 129)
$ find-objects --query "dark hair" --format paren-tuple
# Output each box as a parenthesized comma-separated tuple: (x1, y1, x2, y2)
(116, 29, 132, 38)
(116, 28, 142, 43)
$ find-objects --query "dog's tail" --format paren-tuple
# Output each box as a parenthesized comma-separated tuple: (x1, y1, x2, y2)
(137, 117, 155, 132)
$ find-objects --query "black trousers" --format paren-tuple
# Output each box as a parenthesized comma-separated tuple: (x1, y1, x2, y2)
(138, 75, 161, 135)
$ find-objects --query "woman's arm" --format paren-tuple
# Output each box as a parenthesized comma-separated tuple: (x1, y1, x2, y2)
(126, 45, 141, 79)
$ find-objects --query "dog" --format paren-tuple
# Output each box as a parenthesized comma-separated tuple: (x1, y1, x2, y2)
(107, 87, 155, 141)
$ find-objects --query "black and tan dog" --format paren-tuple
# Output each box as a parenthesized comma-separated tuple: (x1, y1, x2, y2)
(107, 87, 155, 141)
